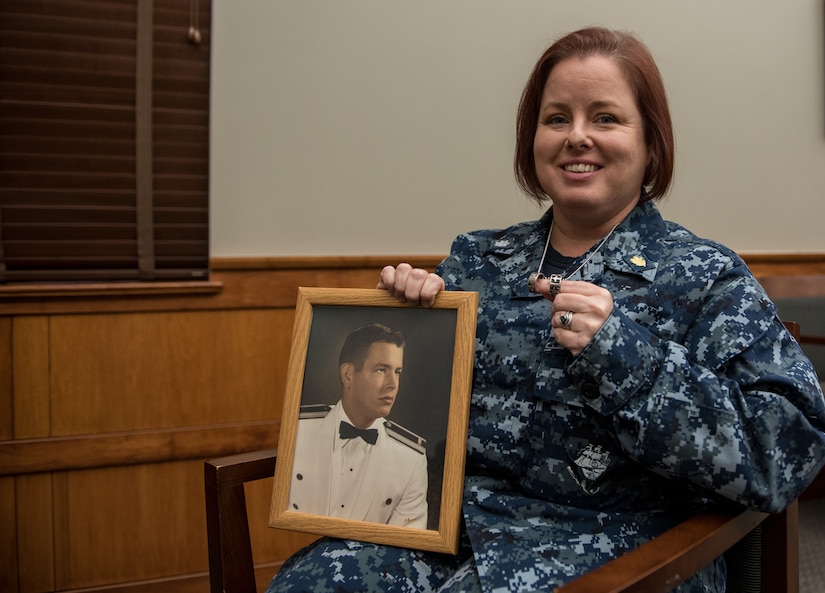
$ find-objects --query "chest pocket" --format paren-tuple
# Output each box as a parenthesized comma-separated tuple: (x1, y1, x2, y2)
(476, 298, 551, 390)
(564, 435, 619, 495)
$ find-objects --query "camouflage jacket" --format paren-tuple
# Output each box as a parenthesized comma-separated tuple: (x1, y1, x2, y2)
(436, 200, 825, 592)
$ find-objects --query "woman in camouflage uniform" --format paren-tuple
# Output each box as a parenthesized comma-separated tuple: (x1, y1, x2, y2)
(267, 26, 825, 593)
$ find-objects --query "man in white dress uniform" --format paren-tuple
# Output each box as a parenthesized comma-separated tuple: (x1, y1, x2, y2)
(289, 323, 429, 528)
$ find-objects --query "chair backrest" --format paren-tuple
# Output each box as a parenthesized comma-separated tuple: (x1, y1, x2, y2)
(205, 449, 278, 593)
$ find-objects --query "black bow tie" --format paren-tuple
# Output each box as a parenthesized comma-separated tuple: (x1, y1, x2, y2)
(339, 421, 379, 445)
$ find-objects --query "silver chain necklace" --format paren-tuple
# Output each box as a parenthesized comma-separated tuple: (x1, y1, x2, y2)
(527, 220, 619, 294)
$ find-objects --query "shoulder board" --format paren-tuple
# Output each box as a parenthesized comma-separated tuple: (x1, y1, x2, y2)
(299, 403, 332, 419)
(384, 420, 427, 455)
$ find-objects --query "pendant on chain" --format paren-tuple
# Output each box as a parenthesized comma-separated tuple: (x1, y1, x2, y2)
(526, 220, 619, 295)
(528, 272, 563, 295)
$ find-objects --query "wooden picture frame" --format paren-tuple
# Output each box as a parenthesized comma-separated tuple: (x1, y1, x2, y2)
(269, 287, 478, 554)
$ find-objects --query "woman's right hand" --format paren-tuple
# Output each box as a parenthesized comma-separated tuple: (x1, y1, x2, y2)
(377, 263, 445, 308)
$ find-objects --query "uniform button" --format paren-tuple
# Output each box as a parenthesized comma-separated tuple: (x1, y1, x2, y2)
(385, 498, 392, 505)
(296, 473, 303, 480)
(292, 503, 299, 509)
(580, 383, 600, 399)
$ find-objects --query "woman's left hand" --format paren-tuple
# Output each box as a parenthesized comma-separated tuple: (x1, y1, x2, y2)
(537, 278, 613, 356)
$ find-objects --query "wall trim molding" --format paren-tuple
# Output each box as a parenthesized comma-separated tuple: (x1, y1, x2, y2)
(0, 421, 279, 476)
(1, 253, 823, 317)
(209, 255, 445, 270)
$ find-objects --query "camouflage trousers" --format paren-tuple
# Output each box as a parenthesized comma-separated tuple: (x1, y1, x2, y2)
(264, 537, 481, 593)
(265, 532, 724, 593)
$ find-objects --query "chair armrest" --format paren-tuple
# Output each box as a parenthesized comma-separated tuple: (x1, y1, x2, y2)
(554, 508, 768, 593)
(205, 449, 278, 593)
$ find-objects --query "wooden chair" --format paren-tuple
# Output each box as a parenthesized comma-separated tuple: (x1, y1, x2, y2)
(205, 448, 278, 593)
(204, 450, 799, 593)
(204, 322, 804, 593)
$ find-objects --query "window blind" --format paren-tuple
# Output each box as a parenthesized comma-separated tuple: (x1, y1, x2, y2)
(0, 0, 210, 283)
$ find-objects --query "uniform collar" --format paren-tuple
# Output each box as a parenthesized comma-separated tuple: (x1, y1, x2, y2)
(332, 401, 384, 452)
(488, 201, 666, 297)
(600, 201, 664, 283)
(483, 208, 553, 298)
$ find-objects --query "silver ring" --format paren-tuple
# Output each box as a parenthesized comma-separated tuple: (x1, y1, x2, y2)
(527, 272, 544, 294)
(560, 311, 574, 329)
(548, 274, 563, 296)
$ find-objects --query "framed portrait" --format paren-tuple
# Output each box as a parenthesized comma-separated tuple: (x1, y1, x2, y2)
(270, 287, 477, 554)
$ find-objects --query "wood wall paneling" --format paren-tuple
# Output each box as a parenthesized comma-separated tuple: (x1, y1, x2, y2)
(47, 309, 290, 435)
(0, 318, 11, 441)
(12, 317, 50, 439)
(3, 308, 299, 590)
(16, 473, 55, 593)
(9, 319, 56, 590)
(0, 320, 14, 591)
(1, 476, 18, 592)
(52, 462, 207, 589)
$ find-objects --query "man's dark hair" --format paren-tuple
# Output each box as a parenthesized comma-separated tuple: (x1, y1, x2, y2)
(338, 323, 406, 371)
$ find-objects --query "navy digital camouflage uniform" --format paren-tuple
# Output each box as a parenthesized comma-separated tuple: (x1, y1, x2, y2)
(266, 200, 825, 593)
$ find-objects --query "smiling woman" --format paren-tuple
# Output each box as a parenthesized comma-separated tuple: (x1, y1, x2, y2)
(268, 27, 825, 593)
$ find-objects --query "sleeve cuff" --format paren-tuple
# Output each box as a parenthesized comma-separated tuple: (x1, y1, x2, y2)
(567, 309, 663, 415)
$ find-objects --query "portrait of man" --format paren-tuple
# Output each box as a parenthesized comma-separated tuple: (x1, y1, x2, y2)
(288, 323, 429, 528)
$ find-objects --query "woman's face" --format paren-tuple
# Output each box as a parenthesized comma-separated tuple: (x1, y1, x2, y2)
(533, 55, 649, 223)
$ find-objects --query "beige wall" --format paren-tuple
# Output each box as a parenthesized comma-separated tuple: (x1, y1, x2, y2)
(210, 0, 825, 257)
